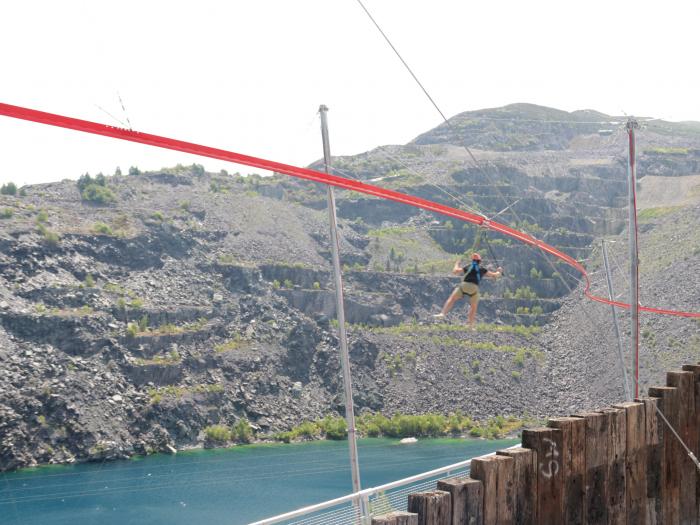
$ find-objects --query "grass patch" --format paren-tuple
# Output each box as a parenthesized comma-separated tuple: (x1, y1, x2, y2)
(215, 335, 246, 353)
(644, 147, 689, 155)
(148, 384, 224, 404)
(364, 321, 541, 338)
(638, 206, 681, 221)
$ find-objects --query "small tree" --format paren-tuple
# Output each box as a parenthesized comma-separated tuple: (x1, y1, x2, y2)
(128, 166, 141, 176)
(0, 182, 17, 195)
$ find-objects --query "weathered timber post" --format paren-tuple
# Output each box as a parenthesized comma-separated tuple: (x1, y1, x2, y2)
(521, 427, 563, 524)
(371, 512, 419, 525)
(612, 401, 647, 524)
(436, 477, 483, 525)
(407, 491, 451, 525)
(572, 412, 609, 525)
(547, 417, 585, 524)
(496, 447, 537, 525)
(470, 455, 515, 525)
(636, 396, 662, 524)
(667, 370, 697, 525)
(649, 385, 681, 524)
(681, 363, 700, 518)
(598, 407, 627, 525)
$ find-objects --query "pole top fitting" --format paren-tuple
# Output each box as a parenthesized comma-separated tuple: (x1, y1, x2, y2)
(319, 105, 329, 113)
(626, 118, 639, 130)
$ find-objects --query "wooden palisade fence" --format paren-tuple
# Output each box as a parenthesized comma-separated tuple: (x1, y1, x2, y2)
(372, 364, 700, 525)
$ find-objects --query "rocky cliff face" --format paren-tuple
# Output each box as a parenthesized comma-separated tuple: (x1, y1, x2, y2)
(1, 104, 699, 470)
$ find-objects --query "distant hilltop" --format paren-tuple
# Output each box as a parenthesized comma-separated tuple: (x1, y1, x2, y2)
(411, 102, 700, 152)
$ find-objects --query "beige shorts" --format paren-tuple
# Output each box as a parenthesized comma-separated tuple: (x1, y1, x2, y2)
(454, 282, 480, 303)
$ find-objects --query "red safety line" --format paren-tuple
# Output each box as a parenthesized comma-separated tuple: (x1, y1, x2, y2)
(1, 102, 698, 319)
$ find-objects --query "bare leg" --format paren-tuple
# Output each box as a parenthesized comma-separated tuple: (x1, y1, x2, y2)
(440, 289, 462, 315)
(467, 296, 479, 328)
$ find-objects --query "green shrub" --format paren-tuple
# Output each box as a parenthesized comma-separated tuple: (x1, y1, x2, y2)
(129, 298, 144, 309)
(513, 286, 537, 300)
(36, 210, 48, 223)
(511, 371, 522, 380)
(82, 184, 116, 204)
(318, 416, 347, 440)
(126, 322, 138, 338)
(312, 281, 321, 290)
(231, 418, 254, 443)
(138, 315, 149, 332)
(272, 280, 281, 289)
(288, 421, 317, 439)
(204, 425, 231, 443)
(529, 267, 543, 279)
(531, 305, 544, 315)
(84, 274, 95, 287)
(1, 182, 17, 195)
(283, 279, 293, 288)
(36, 224, 60, 245)
(92, 222, 113, 235)
(1, 208, 12, 219)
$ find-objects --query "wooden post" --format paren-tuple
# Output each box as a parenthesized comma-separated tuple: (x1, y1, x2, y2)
(667, 370, 697, 525)
(636, 396, 662, 524)
(572, 412, 609, 525)
(436, 477, 483, 525)
(547, 417, 585, 524)
(372, 512, 419, 525)
(612, 401, 647, 524)
(470, 455, 514, 525)
(497, 447, 536, 525)
(521, 427, 563, 524)
(649, 385, 680, 525)
(598, 407, 627, 525)
(682, 363, 700, 519)
(407, 491, 451, 525)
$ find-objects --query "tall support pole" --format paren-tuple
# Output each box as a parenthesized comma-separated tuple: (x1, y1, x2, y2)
(626, 118, 640, 398)
(318, 105, 368, 522)
(602, 240, 632, 401)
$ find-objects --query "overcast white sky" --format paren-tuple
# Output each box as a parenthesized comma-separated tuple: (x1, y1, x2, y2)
(2, 0, 699, 186)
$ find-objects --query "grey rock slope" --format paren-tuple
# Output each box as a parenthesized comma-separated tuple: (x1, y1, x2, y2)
(0, 103, 698, 470)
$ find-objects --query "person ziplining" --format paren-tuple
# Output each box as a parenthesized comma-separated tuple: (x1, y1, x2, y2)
(433, 253, 503, 329)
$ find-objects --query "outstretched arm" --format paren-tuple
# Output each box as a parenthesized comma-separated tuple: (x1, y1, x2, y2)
(485, 266, 503, 279)
(452, 259, 464, 275)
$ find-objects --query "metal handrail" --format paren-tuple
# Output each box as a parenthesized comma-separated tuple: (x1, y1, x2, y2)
(249, 443, 522, 525)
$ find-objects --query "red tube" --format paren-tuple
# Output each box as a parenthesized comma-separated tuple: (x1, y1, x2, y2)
(1, 102, 698, 319)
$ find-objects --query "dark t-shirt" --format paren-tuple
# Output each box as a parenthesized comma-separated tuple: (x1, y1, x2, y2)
(462, 264, 489, 285)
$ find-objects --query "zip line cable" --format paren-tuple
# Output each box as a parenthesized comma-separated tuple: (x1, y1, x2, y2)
(117, 92, 133, 131)
(1, 102, 699, 501)
(352, 0, 658, 385)
(3, 102, 697, 321)
(352, 1, 700, 458)
(94, 104, 127, 128)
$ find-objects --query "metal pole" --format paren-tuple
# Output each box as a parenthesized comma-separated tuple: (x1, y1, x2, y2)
(626, 118, 640, 398)
(602, 240, 632, 401)
(318, 105, 368, 523)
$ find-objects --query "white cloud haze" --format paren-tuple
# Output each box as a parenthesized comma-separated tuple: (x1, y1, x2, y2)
(2, 0, 699, 185)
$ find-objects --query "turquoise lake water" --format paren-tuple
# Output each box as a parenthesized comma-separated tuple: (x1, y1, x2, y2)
(0, 438, 518, 525)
